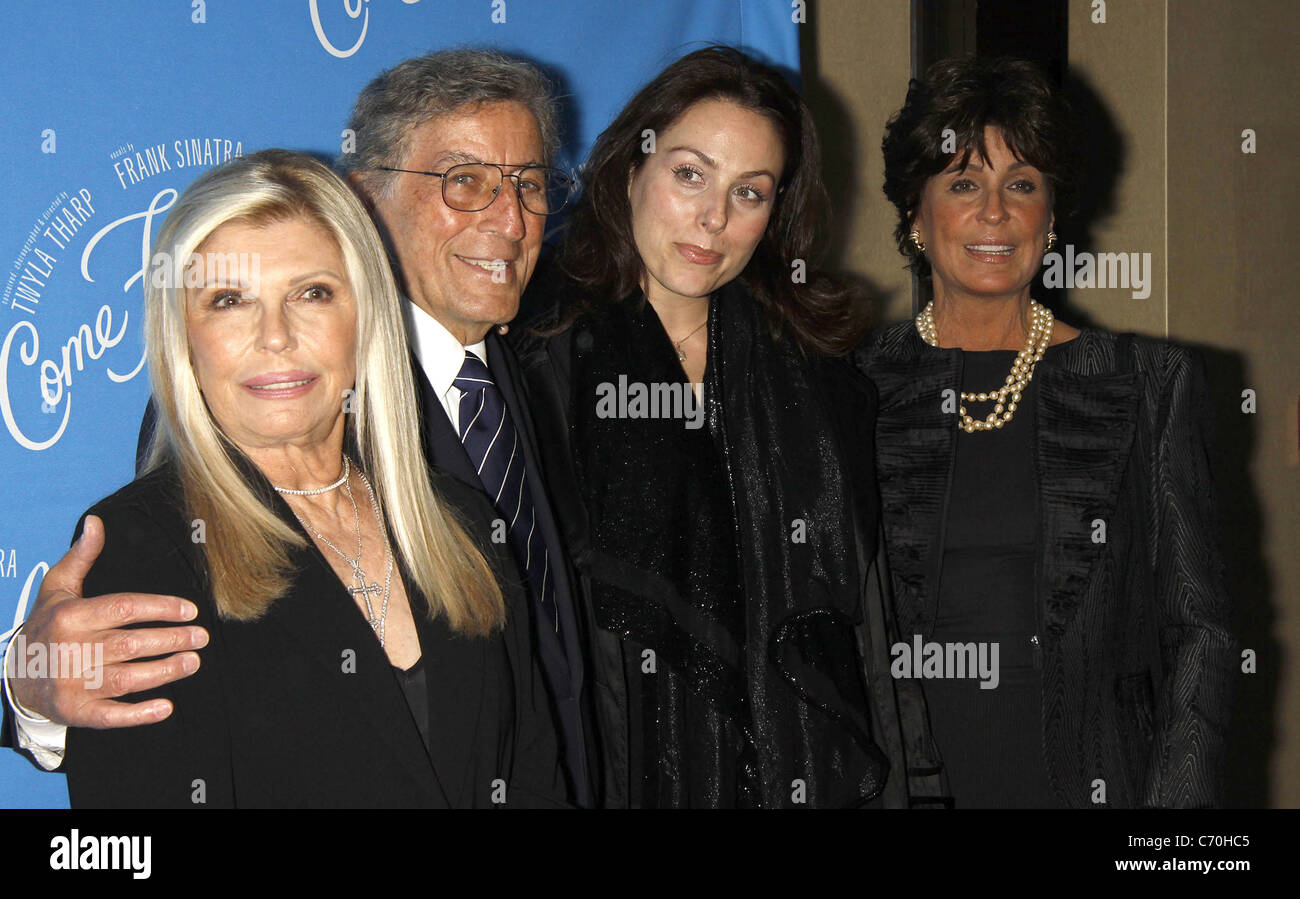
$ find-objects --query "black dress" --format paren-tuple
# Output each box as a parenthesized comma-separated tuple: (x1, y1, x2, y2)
(922, 344, 1065, 808)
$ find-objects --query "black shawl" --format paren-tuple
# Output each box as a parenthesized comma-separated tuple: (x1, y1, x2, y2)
(515, 279, 890, 808)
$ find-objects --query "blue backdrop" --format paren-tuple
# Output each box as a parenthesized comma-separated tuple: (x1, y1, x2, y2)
(0, 0, 798, 807)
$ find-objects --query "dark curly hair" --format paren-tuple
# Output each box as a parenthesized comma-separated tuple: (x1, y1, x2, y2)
(557, 45, 867, 356)
(881, 56, 1076, 278)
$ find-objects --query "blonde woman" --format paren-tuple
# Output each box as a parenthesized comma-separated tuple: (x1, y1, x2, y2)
(64, 150, 566, 808)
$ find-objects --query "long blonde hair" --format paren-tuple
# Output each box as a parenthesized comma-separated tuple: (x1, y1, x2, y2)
(143, 149, 505, 635)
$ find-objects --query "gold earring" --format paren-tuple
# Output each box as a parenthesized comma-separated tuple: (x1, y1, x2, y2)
(909, 230, 926, 253)
(1045, 231, 1057, 252)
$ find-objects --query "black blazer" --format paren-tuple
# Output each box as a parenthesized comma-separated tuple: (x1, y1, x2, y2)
(857, 323, 1236, 808)
(63, 461, 568, 808)
(409, 333, 593, 807)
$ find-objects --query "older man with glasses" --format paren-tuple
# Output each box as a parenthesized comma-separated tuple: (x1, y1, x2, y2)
(2, 49, 594, 808)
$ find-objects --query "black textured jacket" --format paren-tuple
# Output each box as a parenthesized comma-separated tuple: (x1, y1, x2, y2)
(856, 323, 1236, 808)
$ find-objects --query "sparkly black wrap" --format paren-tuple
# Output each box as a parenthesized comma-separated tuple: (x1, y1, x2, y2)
(515, 279, 890, 808)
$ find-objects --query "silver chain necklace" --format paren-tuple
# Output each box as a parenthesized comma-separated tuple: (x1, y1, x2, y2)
(277, 458, 395, 647)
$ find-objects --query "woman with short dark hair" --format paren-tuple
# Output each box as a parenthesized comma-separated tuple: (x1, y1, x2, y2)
(858, 56, 1234, 807)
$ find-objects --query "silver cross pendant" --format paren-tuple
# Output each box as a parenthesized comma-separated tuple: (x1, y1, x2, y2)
(348, 567, 383, 600)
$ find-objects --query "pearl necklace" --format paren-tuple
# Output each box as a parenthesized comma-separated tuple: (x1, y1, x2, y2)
(272, 456, 349, 495)
(915, 299, 1054, 433)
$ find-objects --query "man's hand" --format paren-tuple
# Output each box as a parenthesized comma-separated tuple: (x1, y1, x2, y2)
(8, 515, 208, 728)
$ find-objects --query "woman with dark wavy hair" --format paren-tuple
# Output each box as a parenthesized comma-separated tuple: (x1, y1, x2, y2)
(516, 46, 890, 807)
(857, 56, 1234, 807)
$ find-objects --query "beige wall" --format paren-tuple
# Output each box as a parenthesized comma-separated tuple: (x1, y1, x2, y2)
(810, 0, 1298, 807)
(1070, 0, 1298, 809)
(1165, 0, 1299, 809)
(1066, 0, 1168, 335)
(803, 0, 913, 324)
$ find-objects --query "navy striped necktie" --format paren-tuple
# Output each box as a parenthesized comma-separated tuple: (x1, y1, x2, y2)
(454, 350, 559, 635)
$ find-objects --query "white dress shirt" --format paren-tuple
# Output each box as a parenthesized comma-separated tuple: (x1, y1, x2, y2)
(3, 299, 482, 771)
(2, 622, 65, 770)
(404, 298, 489, 432)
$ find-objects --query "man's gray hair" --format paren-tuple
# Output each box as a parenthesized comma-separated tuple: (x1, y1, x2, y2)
(340, 47, 560, 196)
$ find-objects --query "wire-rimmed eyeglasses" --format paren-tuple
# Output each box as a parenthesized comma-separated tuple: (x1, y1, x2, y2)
(378, 163, 574, 216)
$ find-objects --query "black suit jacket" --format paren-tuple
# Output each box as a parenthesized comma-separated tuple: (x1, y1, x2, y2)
(62, 461, 567, 808)
(410, 332, 593, 807)
(857, 324, 1236, 808)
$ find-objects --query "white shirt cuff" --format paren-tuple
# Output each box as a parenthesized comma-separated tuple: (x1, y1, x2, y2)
(2, 624, 67, 771)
